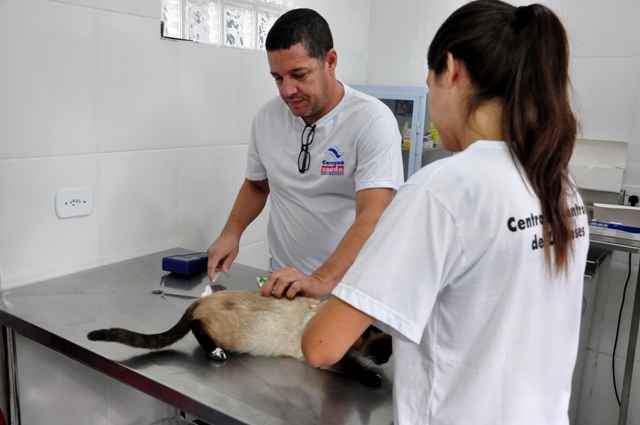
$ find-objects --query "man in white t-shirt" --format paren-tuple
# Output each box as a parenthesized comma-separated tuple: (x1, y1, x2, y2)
(207, 8, 403, 298)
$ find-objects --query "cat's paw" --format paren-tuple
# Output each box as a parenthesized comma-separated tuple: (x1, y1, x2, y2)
(208, 347, 228, 362)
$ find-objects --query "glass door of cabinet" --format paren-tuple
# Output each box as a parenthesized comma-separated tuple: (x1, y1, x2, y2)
(379, 98, 415, 180)
(350, 85, 427, 180)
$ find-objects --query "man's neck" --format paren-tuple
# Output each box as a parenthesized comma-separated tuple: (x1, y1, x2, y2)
(303, 80, 345, 125)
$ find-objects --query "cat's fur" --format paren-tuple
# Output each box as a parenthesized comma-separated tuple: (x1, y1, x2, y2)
(88, 289, 391, 387)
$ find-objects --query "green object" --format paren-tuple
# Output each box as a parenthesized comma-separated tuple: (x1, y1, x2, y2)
(428, 122, 440, 147)
(256, 275, 268, 287)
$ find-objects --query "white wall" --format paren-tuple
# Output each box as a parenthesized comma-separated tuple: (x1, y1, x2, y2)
(0, 0, 372, 288)
(368, 0, 640, 190)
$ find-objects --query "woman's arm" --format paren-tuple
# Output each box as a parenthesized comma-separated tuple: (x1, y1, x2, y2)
(302, 296, 374, 368)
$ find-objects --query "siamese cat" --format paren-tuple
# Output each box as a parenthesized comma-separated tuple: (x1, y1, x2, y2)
(88, 287, 392, 387)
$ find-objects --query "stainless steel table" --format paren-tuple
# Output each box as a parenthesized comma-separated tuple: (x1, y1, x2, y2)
(589, 233, 640, 425)
(0, 248, 393, 425)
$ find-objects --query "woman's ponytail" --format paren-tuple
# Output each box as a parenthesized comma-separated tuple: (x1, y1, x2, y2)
(428, 0, 577, 272)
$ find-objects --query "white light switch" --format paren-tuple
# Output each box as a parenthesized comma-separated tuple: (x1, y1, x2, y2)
(55, 188, 94, 219)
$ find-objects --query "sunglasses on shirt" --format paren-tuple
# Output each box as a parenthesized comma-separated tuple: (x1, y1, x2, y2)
(298, 124, 316, 174)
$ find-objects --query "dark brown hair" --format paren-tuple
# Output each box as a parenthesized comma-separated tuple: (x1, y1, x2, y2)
(266, 8, 333, 60)
(427, 0, 577, 272)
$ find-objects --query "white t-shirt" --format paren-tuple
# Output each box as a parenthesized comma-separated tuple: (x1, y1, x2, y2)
(333, 141, 589, 425)
(246, 84, 404, 274)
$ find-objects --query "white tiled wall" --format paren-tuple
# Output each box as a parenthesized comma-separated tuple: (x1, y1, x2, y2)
(367, 0, 640, 183)
(1, 0, 371, 288)
(570, 57, 640, 143)
(0, 0, 8, 164)
(0, 156, 100, 284)
(5, 0, 98, 158)
(51, 0, 160, 18)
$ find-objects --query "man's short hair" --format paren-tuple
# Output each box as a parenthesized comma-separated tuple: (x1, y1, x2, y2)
(265, 8, 333, 59)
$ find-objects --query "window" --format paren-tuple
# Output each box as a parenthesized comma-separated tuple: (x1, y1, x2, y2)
(161, 0, 288, 50)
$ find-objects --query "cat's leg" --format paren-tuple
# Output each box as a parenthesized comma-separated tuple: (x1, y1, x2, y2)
(190, 320, 228, 362)
(333, 351, 383, 388)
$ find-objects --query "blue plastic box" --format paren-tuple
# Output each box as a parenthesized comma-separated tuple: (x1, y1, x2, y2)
(162, 252, 209, 275)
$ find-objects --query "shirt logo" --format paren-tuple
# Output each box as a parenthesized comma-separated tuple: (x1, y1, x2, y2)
(320, 145, 345, 176)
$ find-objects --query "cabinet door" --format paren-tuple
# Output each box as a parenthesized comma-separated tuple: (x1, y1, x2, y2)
(379, 98, 414, 180)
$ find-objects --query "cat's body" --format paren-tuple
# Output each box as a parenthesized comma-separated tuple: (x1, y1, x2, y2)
(192, 290, 320, 360)
(88, 289, 391, 387)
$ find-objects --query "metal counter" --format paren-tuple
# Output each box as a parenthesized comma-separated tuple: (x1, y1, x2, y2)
(0, 249, 393, 425)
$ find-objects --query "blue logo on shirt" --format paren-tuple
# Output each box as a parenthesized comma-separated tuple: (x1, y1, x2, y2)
(328, 146, 343, 159)
(321, 146, 345, 176)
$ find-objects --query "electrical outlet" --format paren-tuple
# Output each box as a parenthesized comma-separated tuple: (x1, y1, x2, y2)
(55, 188, 94, 219)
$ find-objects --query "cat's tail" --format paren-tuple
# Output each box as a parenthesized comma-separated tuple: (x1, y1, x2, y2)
(87, 301, 200, 349)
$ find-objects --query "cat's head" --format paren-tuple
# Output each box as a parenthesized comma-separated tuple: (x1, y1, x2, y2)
(357, 326, 392, 365)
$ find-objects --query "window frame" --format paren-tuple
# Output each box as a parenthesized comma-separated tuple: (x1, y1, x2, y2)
(161, 0, 288, 50)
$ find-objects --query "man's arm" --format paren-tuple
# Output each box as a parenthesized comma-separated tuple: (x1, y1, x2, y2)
(262, 187, 394, 298)
(207, 179, 269, 280)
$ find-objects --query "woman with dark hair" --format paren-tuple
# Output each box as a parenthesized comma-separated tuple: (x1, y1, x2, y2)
(302, 1, 589, 424)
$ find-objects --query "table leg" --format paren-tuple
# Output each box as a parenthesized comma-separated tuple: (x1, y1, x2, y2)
(5, 329, 20, 425)
(618, 255, 640, 425)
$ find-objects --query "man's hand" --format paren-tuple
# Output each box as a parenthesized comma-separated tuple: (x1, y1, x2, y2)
(207, 233, 240, 281)
(260, 267, 334, 299)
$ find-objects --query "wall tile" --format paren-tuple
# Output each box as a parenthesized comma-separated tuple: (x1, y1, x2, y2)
(174, 145, 268, 253)
(0, 156, 99, 287)
(4, 0, 98, 159)
(0, 0, 7, 157)
(367, 0, 433, 86)
(627, 57, 640, 141)
(624, 160, 640, 192)
(557, 0, 640, 58)
(175, 42, 275, 147)
(627, 140, 640, 164)
(97, 150, 179, 264)
(236, 240, 270, 271)
(570, 57, 639, 142)
(366, 0, 640, 147)
(51, 0, 160, 19)
(94, 12, 278, 153)
(94, 11, 184, 153)
(295, 0, 371, 84)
